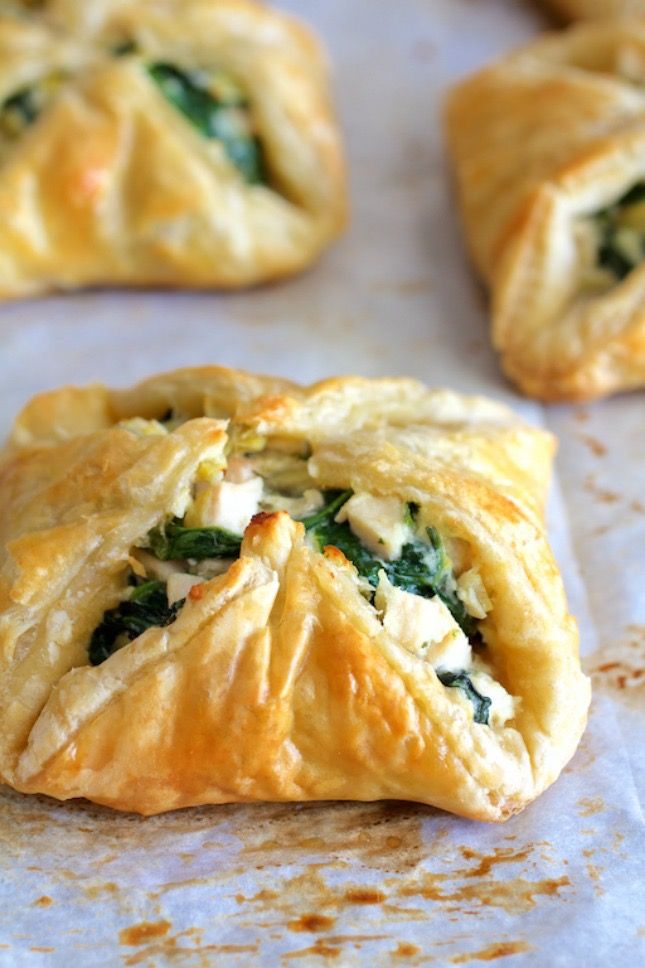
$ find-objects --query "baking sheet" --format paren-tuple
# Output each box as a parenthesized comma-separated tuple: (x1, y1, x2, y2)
(0, 0, 643, 964)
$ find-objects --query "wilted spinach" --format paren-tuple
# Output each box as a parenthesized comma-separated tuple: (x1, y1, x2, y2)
(88, 580, 182, 666)
(0, 86, 41, 138)
(301, 492, 476, 637)
(596, 182, 645, 281)
(148, 63, 265, 183)
(146, 517, 242, 561)
(436, 670, 491, 725)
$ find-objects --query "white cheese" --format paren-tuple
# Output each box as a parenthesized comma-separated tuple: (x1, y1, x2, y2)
(184, 476, 263, 533)
(166, 572, 204, 606)
(336, 493, 410, 560)
(375, 573, 471, 670)
(470, 665, 517, 728)
(191, 557, 235, 579)
(133, 549, 184, 582)
(261, 488, 324, 519)
(456, 568, 492, 620)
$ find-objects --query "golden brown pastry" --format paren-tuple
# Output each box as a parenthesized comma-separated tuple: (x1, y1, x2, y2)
(0, 366, 590, 820)
(543, 1, 645, 22)
(0, 0, 346, 298)
(444, 20, 645, 401)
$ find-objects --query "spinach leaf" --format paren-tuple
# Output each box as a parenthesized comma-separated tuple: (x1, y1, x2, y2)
(112, 40, 137, 56)
(0, 87, 40, 138)
(436, 670, 491, 725)
(299, 490, 353, 530)
(308, 515, 386, 587)
(595, 181, 645, 281)
(147, 517, 242, 561)
(598, 238, 634, 282)
(148, 63, 265, 184)
(302, 493, 476, 637)
(616, 183, 645, 207)
(88, 580, 181, 666)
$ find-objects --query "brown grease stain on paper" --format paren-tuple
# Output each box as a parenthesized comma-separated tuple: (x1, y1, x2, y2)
(0, 794, 576, 961)
(577, 797, 604, 818)
(458, 846, 534, 877)
(287, 914, 336, 933)
(585, 864, 604, 898)
(119, 919, 171, 946)
(238, 800, 431, 875)
(450, 941, 533, 962)
(399, 874, 570, 915)
(343, 888, 386, 904)
(583, 474, 620, 504)
(392, 941, 422, 958)
(586, 625, 645, 710)
(579, 434, 606, 458)
(283, 941, 341, 960)
(123, 935, 259, 967)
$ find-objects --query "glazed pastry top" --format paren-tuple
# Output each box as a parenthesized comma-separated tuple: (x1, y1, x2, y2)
(0, 368, 589, 819)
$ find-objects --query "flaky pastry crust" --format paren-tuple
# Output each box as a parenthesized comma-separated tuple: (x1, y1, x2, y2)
(444, 20, 645, 400)
(0, 0, 346, 298)
(543, 1, 645, 21)
(0, 367, 590, 819)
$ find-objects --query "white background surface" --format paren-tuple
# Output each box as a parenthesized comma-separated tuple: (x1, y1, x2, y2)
(0, 1, 643, 965)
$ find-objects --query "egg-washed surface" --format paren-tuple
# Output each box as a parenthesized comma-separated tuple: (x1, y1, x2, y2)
(444, 18, 645, 401)
(0, 0, 346, 296)
(542, 0, 645, 21)
(0, 59, 266, 184)
(0, 366, 589, 821)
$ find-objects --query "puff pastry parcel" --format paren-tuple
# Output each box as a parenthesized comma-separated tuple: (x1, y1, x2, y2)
(0, 0, 346, 298)
(543, 1, 645, 21)
(0, 367, 589, 820)
(444, 21, 645, 400)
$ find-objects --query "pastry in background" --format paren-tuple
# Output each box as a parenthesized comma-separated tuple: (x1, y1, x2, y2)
(0, 366, 590, 820)
(444, 20, 645, 400)
(0, 0, 346, 298)
(543, 0, 645, 21)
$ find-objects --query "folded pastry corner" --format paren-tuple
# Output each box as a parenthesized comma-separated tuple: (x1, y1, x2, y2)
(0, 0, 346, 298)
(542, 1, 645, 22)
(0, 367, 590, 819)
(444, 19, 645, 400)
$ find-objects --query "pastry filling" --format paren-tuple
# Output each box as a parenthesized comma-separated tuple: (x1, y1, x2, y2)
(583, 182, 645, 288)
(0, 71, 68, 143)
(88, 423, 515, 728)
(0, 48, 264, 184)
(148, 63, 266, 184)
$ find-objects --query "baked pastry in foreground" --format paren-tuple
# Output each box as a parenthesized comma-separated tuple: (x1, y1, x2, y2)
(0, 367, 590, 820)
(0, 0, 346, 298)
(444, 21, 645, 400)
(543, 1, 645, 21)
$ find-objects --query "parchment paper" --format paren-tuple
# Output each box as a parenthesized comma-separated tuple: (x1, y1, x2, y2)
(0, 1, 643, 965)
